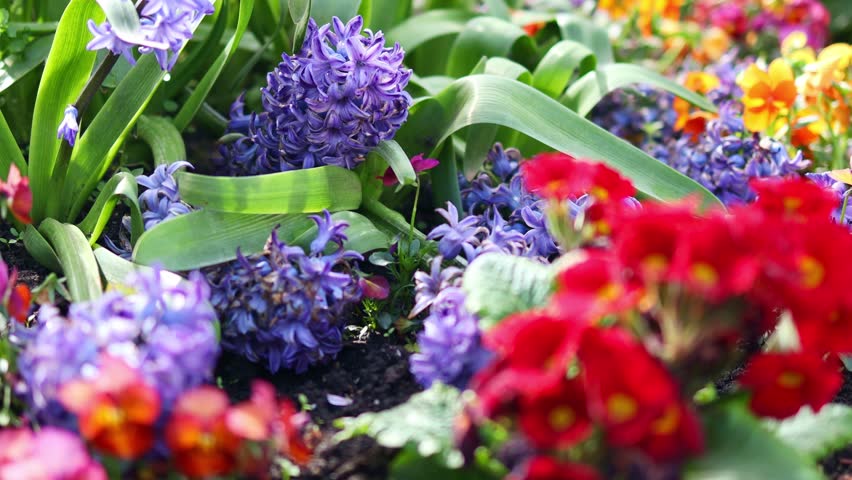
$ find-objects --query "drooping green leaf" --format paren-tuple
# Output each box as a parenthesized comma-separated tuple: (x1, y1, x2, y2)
(685, 400, 825, 480)
(562, 63, 717, 117)
(290, 0, 312, 50)
(394, 74, 721, 205)
(173, 0, 254, 131)
(136, 115, 186, 165)
(481, 0, 509, 19)
(0, 108, 26, 175)
(309, 0, 361, 26)
(429, 136, 462, 209)
(177, 166, 362, 214)
(385, 9, 478, 54)
(38, 219, 103, 302)
(483, 57, 532, 84)
(462, 253, 556, 329)
(29, 0, 104, 222)
(768, 404, 852, 461)
(374, 140, 416, 186)
(93, 246, 183, 288)
(22, 225, 62, 273)
(362, 0, 410, 32)
(335, 383, 466, 469)
(61, 54, 166, 222)
(446, 16, 537, 77)
(532, 39, 596, 99)
(77, 172, 144, 246)
(555, 13, 613, 65)
(0, 34, 52, 95)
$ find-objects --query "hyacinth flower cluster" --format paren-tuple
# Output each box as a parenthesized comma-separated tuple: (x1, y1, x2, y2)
(214, 16, 412, 176)
(409, 257, 492, 389)
(206, 211, 362, 373)
(12, 267, 219, 425)
(807, 170, 852, 226)
(460, 153, 852, 478)
(87, 0, 215, 71)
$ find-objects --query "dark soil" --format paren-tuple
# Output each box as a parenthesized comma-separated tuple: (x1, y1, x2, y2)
(0, 223, 49, 289)
(216, 334, 422, 480)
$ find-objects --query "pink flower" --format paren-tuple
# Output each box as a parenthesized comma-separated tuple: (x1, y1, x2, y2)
(0, 165, 32, 224)
(359, 275, 390, 300)
(381, 154, 439, 186)
(0, 427, 106, 480)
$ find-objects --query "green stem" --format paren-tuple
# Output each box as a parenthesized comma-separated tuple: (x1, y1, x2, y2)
(361, 198, 427, 243)
(409, 182, 421, 241)
(840, 188, 852, 224)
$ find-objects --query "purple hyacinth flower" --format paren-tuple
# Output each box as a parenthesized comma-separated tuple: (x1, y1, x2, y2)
(427, 202, 488, 262)
(56, 106, 79, 147)
(206, 213, 362, 373)
(14, 267, 219, 426)
(410, 256, 462, 318)
(410, 287, 492, 389)
(137, 161, 193, 230)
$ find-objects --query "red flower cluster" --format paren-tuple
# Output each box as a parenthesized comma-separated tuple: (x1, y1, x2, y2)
(0, 165, 32, 225)
(468, 170, 852, 477)
(521, 152, 635, 204)
(57, 355, 313, 477)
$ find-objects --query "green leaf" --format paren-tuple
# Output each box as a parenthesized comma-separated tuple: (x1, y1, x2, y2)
(29, 0, 104, 222)
(562, 63, 718, 117)
(768, 404, 852, 461)
(685, 400, 825, 480)
(481, 0, 510, 19)
(462, 253, 556, 329)
(385, 9, 478, 54)
(0, 34, 52, 94)
(555, 13, 613, 65)
(532, 39, 596, 99)
(309, 0, 361, 26)
(483, 57, 532, 84)
(173, 0, 254, 131)
(22, 225, 62, 273)
(38, 219, 103, 301)
(136, 115, 186, 165)
(0, 108, 26, 175)
(177, 166, 362, 214)
(166, 0, 228, 96)
(77, 172, 144, 246)
(290, 0, 312, 51)
(93, 246, 182, 288)
(360, 198, 427, 243)
(362, 0, 410, 32)
(395, 74, 721, 205)
(374, 140, 416, 186)
(390, 449, 502, 480)
(335, 383, 466, 469)
(446, 16, 537, 77)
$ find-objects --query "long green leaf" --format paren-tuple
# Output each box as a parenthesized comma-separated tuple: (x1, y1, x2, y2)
(532, 39, 596, 99)
(39, 219, 103, 301)
(446, 16, 537, 77)
(166, 0, 227, 96)
(136, 115, 186, 165)
(374, 140, 416, 186)
(686, 400, 824, 480)
(77, 172, 144, 246)
(0, 109, 26, 176)
(362, 0, 410, 32)
(395, 74, 721, 205)
(290, 0, 312, 51)
(29, 0, 104, 222)
(61, 54, 165, 222)
(0, 34, 53, 94)
(562, 63, 718, 117)
(385, 9, 477, 53)
(309, 0, 361, 26)
(93, 245, 183, 288)
(22, 225, 62, 273)
(173, 0, 254, 131)
(555, 13, 613, 65)
(177, 166, 362, 214)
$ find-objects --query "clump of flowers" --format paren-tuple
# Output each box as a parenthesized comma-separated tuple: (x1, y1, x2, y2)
(137, 160, 193, 230)
(206, 211, 362, 373)
(0, 427, 106, 479)
(459, 155, 852, 477)
(87, 0, 215, 71)
(215, 16, 412, 175)
(0, 164, 32, 225)
(13, 267, 219, 425)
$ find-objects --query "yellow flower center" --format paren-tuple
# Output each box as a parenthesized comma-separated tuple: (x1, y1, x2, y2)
(778, 371, 804, 389)
(548, 406, 576, 431)
(606, 393, 638, 423)
(590, 186, 610, 202)
(783, 196, 803, 212)
(641, 254, 668, 275)
(650, 405, 681, 436)
(798, 255, 825, 289)
(691, 262, 719, 287)
(597, 283, 623, 302)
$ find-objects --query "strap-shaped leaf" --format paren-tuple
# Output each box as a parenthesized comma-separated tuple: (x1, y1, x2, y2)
(22, 225, 62, 273)
(0, 34, 53, 94)
(556, 13, 613, 65)
(29, 0, 104, 222)
(532, 39, 596, 99)
(395, 74, 721, 205)
(173, 0, 254, 131)
(362, 0, 410, 32)
(177, 166, 362, 214)
(0, 109, 26, 176)
(136, 115, 186, 165)
(562, 63, 718, 117)
(446, 16, 537, 77)
(309, 0, 361, 26)
(374, 140, 417, 187)
(77, 171, 144, 246)
(290, 0, 312, 51)
(38, 219, 103, 301)
(386, 9, 478, 53)
(93, 246, 183, 287)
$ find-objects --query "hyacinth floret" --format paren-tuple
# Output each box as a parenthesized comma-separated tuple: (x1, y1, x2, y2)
(136, 161, 193, 230)
(806, 172, 852, 226)
(87, 0, 214, 71)
(409, 287, 492, 389)
(245, 16, 412, 173)
(13, 267, 219, 425)
(207, 212, 362, 373)
(411, 256, 462, 318)
(56, 106, 79, 147)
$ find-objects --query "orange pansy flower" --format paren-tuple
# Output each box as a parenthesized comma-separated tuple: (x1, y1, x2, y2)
(738, 59, 798, 133)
